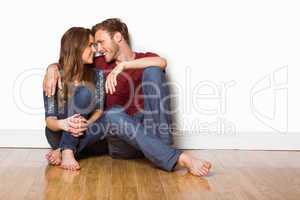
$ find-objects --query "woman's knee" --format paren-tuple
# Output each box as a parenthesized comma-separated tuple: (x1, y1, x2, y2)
(73, 86, 93, 110)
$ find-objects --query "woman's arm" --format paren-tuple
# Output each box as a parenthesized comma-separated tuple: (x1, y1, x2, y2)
(46, 114, 89, 137)
(46, 117, 67, 132)
(43, 92, 87, 135)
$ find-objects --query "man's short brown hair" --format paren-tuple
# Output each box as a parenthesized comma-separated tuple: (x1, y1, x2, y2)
(92, 18, 130, 45)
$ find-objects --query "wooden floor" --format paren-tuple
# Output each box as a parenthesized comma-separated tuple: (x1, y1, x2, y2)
(0, 149, 299, 200)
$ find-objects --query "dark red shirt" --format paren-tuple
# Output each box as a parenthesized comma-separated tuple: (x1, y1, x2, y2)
(94, 52, 158, 115)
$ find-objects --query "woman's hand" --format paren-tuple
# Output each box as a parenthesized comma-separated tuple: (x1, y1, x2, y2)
(105, 62, 126, 94)
(60, 114, 89, 137)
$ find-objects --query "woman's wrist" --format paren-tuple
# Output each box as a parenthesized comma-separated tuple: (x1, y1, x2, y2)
(58, 119, 68, 131)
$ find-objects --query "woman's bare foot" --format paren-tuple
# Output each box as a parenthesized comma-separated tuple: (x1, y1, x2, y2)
(45, 149, 62, 165)
(60, 149, 80, 171)
(177, 153, 212, 177)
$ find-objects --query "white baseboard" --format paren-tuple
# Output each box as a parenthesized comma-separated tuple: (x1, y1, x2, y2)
(0, 129, 49, 148)
(172, 133, 300, 150)
(0, 129, 300, 150)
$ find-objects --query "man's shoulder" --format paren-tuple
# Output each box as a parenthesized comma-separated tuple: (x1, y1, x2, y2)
(135, 51, 159, 58)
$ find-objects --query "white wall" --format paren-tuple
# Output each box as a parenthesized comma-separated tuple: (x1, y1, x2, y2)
(0, 0, 299, 149)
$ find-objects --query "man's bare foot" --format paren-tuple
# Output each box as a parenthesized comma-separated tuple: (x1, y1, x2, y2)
(60, 149, 80, 171)
(177, 153, 212, 177)
(45, 149, 62, 165)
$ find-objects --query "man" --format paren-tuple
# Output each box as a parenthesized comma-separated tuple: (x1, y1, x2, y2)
(43, 18, 211, 176)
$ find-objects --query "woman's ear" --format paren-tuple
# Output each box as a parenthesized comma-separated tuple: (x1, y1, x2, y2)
(113, 32, 122, 43)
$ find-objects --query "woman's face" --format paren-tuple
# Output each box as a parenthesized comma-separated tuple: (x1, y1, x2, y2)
(82, 35, 96, 64)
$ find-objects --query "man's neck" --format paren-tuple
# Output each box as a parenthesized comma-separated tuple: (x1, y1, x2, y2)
(115, 45, 135, 64)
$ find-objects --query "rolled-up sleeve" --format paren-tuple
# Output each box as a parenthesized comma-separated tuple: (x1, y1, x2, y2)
(43, 92, 58, 118)
(95, 69, 105, 110)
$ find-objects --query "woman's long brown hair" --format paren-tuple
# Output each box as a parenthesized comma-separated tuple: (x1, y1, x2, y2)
(58, 27, 94, 105)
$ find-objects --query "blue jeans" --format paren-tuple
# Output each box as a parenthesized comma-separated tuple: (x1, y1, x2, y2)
(142, 67, 173, 145)
(57, 85, 105, 155)
(107, 67, 174, 159)
(78, 67, 181, 171)
(45, 85, 108, 158)
(77, 105, 181, 171)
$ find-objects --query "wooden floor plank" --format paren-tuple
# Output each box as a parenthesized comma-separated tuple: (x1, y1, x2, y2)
(110, 159, 138, 200)
(0, 148, 299, 200)
(135, 159, 167, 200)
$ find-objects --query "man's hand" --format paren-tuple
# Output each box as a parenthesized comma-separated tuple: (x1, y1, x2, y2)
(61, 114, 89, 137)
(43, 63, 62, 97)
(105, 62, 126, 94)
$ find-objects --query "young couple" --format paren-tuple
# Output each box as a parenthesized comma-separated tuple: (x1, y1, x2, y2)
(43, 18, 212, 176)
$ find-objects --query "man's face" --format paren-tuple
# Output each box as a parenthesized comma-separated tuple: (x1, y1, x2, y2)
(95, 29, 119, 63)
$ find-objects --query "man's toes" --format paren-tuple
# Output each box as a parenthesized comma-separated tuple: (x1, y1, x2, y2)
(204, 161, 212, 169)
(201, 166, 209, 173)
(200, 169, 208, 176)
(194, 169, 203, 177)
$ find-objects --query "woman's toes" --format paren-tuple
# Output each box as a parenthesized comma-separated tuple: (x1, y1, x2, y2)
(71, 164, 77, 171)
(76, 164, 80, 170)
(49, 157, 55, 163)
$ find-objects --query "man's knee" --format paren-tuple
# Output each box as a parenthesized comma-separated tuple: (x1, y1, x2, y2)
(103, 106, 126, 123)
(143, 67, 164, 82)
(106, 105, 124, 113)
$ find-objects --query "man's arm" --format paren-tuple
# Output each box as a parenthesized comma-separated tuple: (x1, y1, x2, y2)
(106, 56, 167, 94)
(43, 63, 61, 97)
(120, 56, 167, 70)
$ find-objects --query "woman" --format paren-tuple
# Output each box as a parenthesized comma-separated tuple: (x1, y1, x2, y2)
(44, 27, 107, 170)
